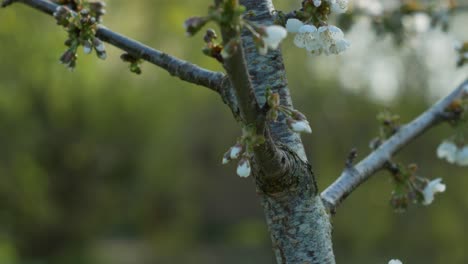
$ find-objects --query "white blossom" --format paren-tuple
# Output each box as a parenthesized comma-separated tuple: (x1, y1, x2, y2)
(455, 146, 468, 166)
(288, 119, 312, 134)
(222, 156, 230, 165)
(237, 158, 251, 178)
(293, 25, 322, 53)
(259, 25, 287, 55)
(313, 0, 322, 7)
(230, 144, 243, 159)
(388, 260, 403, 264)
(422, 178, 446, 206)
(330, 0, 348, 14)
(286, 19, 349, 55)
(437, 140, 457, 164)
(318, 25, 350, 55)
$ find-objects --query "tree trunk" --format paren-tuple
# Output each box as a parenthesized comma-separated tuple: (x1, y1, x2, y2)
(239, 0, 336, 263)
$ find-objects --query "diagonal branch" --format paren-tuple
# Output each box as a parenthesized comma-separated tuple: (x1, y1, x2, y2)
(321, 79, 468, 211)
(2, 0, 225, 92)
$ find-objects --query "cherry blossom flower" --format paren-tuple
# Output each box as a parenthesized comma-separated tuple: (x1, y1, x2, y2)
(286, 19, 350, 55)
(422, 178, 446, 205)
(436, 140, 458, 164)
(317, 25, 350, 55)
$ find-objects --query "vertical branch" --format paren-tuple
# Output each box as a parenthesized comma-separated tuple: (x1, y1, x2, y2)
(229, 0, 337, 263)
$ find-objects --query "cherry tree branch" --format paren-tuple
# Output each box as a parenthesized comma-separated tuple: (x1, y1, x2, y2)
(321, 79, 468, 211)
(2, 0, 225, 92)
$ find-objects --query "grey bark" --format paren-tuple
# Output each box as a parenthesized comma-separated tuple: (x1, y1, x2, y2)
(229, 0, 336, 263)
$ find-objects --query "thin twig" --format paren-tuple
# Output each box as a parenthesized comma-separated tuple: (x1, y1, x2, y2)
(321, 79, 468, 211)
(3, 0, 225, 92)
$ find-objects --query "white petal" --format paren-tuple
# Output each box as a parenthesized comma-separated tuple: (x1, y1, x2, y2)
(437, 141, 457, 163)
(456, 146, 468, 166)
(299, 25, 318, 34)
(313, 0, 322, 7)
(230, 144, 243, 159)
(263, 25, 287, 50)
(388, 260, 403, 264)
(422, 178, 446, 206)
(329, 38, 350, 54)
(290, 120, 312, 133)
(236, 159, 251, 177)
(294, 25, 318, 49)
(285, 18, 304, 33)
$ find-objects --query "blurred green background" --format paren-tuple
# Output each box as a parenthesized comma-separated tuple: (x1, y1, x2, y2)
(0, 0, 467, 263)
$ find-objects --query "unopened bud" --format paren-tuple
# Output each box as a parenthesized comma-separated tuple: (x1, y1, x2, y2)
(184, 16, 209, 36)
(236, 158, 251, 178)
(287, 118, 312, 134)
(230, 143, 243, 159)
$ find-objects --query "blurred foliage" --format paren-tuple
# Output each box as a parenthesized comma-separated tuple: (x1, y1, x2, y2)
(0, 0, 467, 264)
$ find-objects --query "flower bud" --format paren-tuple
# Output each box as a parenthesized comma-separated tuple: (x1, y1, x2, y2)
(230, 143, 243, 159)
(184, 16, 209, 36)
(236, 158, 251, 178)
(287, 118, 312, 133)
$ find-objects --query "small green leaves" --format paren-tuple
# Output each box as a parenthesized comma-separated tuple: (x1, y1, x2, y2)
(377, 110, 401, 139)
(387, 162, 446, 212)
(369, 110, 400, 150)
(120, 53, 143, 75)
(53, 2, 106, 70)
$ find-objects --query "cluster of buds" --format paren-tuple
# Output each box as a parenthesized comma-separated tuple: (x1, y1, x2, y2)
(53, 6, 106, 70)
(388, 163, 446, 212)
(53, 0, 106, 22)
(185, 0, 288, 58)
(120, 53, 143, 75)
(222, 125, 265, 178)
(201, 29, 223, 62)
(265, 88, 312, 134)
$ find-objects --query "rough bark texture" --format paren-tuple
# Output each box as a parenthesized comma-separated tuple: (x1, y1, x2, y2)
(238, 0, 336, 263)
